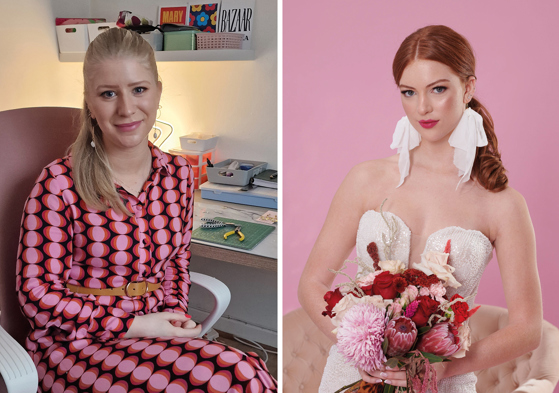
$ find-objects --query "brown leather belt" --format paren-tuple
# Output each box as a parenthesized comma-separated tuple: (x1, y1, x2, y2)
(67, 281, 161, 297)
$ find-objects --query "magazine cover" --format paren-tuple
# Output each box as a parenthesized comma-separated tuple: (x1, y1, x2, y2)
(217, 0, 255, 49)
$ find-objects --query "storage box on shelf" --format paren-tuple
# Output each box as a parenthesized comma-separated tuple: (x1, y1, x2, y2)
(179, 133, 219, 152)
(196, 33, 244, 50)
(56, 24, 90, 53)
(169, 148, 215, 189)
(164, 30, 197, 50)
(206, 159, 267, 187)
(87, 23, 117, 42)
(141, 31, 163, 51)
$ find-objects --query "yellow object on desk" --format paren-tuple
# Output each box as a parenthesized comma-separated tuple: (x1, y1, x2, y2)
(223, 226, 245, 241)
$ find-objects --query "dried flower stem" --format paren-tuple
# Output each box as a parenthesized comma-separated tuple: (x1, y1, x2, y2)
(329, 259, 366, 297)
(328, 257, 381, 298)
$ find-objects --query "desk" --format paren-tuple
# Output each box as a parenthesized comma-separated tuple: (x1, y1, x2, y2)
(191, 190, 277, 271)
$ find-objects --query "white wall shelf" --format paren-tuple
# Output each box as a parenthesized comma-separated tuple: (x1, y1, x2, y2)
(59, 49, 255, 62)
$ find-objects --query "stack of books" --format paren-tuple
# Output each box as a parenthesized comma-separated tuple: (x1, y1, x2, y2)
(252, 170, 277, 189)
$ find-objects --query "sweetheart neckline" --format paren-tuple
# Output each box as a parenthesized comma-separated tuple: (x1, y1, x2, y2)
(362, 209, 493, 253)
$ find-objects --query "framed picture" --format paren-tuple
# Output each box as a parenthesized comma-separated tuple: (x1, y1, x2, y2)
(188, 2, 220, 32)
(158, 6, 189, 26)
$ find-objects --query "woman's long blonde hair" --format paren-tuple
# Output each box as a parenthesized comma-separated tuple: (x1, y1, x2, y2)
(71, 28, 159, 215)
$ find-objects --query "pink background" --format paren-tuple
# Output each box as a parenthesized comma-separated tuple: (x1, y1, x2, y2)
(283, 0, 559, 334)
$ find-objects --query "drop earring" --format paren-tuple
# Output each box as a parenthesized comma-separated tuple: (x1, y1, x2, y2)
(91, 135, 96, 148)
(153, 129, 158, 138)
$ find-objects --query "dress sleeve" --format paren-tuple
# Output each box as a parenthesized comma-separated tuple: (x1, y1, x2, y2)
(16, 162, 136, 342)
(162, 157, 194, 315)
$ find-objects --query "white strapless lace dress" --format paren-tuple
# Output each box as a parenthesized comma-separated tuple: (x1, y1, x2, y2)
(319, 210, 494, 393)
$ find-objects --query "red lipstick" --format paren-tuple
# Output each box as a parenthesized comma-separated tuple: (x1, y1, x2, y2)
(418, 120, 439, 129)
(115, 120, 142, 132)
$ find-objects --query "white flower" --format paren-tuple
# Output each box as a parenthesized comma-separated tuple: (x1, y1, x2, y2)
(378, 260, 406, 274)
(331, 295, 360, 328)
(413, 251, 461, 288)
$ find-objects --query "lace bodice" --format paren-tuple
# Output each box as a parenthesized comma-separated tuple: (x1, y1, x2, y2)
(319, 210, 494, 393)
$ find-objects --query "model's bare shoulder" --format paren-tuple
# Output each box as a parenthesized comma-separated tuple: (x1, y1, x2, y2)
(485, 186, 531, 240)
(338, 156, 398, 212)
(346, 156, 398, 188)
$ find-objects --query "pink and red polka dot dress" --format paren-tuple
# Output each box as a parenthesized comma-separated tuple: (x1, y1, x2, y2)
(16, 145, 277, 393)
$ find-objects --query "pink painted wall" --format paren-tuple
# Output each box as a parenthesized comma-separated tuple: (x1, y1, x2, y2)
(283, 0, 559, 335)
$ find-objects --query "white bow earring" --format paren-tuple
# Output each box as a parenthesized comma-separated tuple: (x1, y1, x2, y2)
(390, 116, 422, 188)
(390, 108, 488, 189)
(448, 108, 488, 189)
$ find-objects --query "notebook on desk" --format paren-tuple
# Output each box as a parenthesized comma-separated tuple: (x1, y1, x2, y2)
(252, 169, 278, 189)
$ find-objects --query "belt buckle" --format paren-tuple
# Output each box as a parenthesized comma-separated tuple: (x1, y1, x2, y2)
(125, 280, 149, 297)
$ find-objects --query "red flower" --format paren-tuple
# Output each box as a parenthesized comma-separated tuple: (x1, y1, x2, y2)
(444, 239, 451, 254)
(402, 269, 429, 286)
(322, 288, 343, 318)
(359, 284, 374, 297)
(411, 295, 440, 328)
(367, 242, 380, 270)
(393, 276, 408, 293)
(372, 271, 398, 299)
(424, 274, 441, 287)
(449, 294, 480, 327)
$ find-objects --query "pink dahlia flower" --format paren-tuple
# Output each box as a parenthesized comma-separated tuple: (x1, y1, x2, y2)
(385, 316, 417, 357)
(416, 322, 460, 357)
(337, 303, 387, 373)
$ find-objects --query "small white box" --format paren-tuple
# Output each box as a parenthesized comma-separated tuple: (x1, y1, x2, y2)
(180, 133, 219, 151)
(141, 31, 163, 51)
(87, 23, 117, 43)
(56, 24, 89, 53)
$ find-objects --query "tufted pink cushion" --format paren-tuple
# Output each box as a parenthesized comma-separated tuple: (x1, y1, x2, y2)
(283, 308, 334, 393)
(469, 305, 559, 393)
(283, 306, 559, 393)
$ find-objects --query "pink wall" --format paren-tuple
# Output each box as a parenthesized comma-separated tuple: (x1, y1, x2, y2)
(283, 0, 559, 334)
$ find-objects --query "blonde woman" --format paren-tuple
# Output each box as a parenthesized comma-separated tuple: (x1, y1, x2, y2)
(17, 28, 276, 393)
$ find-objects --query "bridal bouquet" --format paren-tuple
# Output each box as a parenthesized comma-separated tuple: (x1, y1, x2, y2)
(322, 208, 480, 393)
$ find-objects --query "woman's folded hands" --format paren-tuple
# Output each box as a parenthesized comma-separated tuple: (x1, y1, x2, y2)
(124, 312, 202, 338)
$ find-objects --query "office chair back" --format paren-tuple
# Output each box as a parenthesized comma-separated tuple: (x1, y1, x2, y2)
(0, 107, 81, 345)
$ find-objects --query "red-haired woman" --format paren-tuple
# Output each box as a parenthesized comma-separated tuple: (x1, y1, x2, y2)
(298, 25, 542, 392)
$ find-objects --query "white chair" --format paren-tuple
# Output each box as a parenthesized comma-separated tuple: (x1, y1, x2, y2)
(0, 107, 230, 393)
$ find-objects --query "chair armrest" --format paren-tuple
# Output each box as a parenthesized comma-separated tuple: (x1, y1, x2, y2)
(513, 379, 555, 392)
(189, 272, 231, 338)
(0, 323, 38, 393)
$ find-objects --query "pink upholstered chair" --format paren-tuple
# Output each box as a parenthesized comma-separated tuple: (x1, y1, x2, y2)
(0, 107, 230, 393)
(0, 107, 80, 393)
(283, 306, 559, 393)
